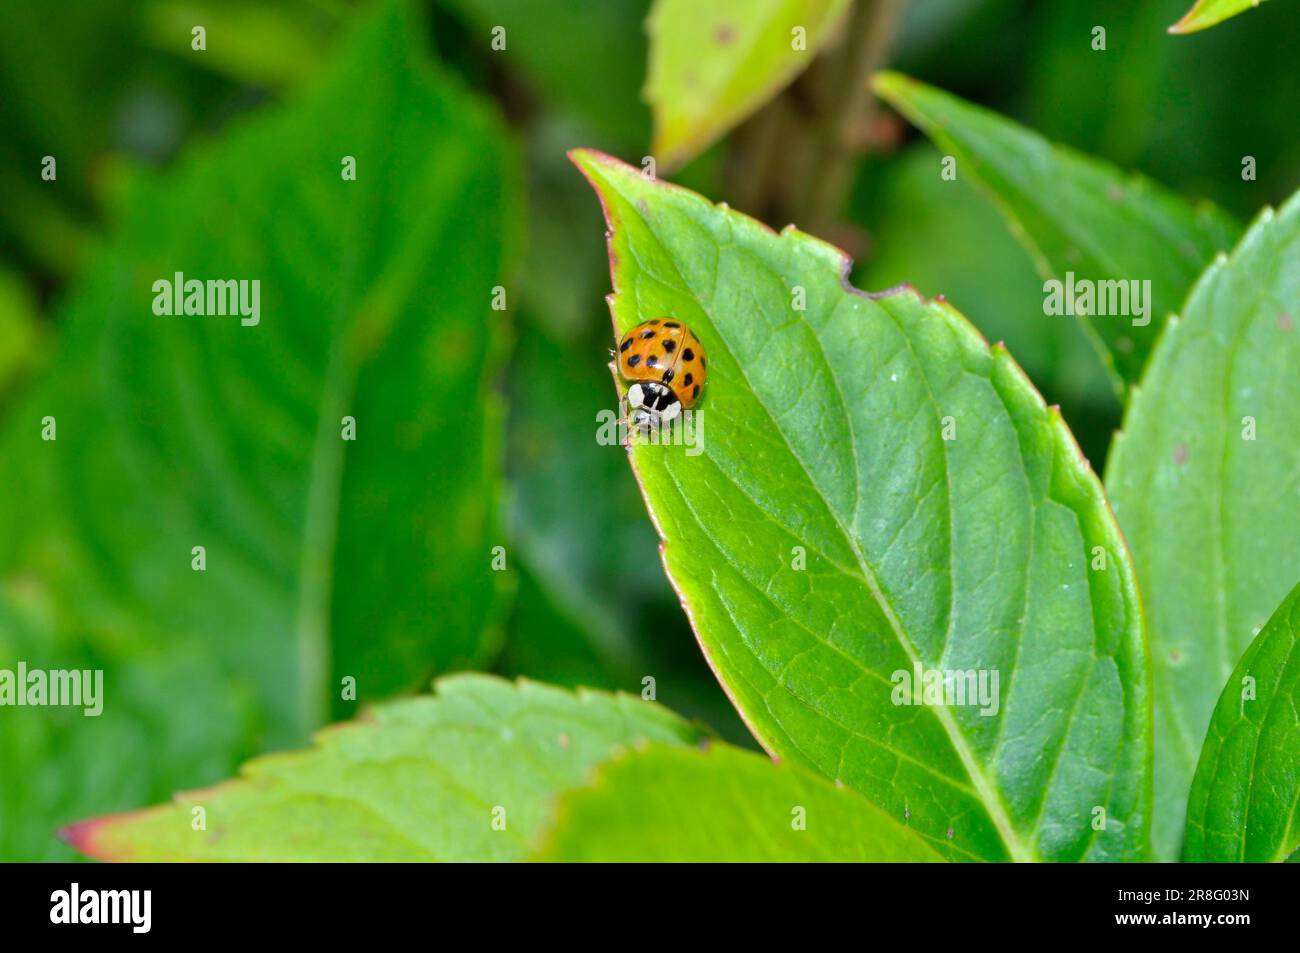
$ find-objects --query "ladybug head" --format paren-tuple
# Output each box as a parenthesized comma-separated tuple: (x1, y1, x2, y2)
(626, 381, 682, 431)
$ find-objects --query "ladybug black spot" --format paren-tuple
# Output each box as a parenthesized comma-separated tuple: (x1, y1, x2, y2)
(619, 338, 632, 352)
(662, 368, 675, 383)
(647, 354, 659, 368)
(682, 348, 694, 361)
(627, 354, 642, 368)
(662, 339, 676, 353)
(664, 321, 680, 329)
(683, 373, 693, 387)
(692, 385, 700, 399)
(641, 329, 656, 339)
(649, 319, 661, 324)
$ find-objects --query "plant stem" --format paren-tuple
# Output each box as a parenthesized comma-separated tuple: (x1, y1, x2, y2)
(801, 0, 904, 233)
(728, 92, 790, 218)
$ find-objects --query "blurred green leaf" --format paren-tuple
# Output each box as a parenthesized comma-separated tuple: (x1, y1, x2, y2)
(873, 72, 1241, 395)
(535, 742, 944, 861)
(1023, 1, 1300, 225)
(1183, 582, 1300, 862)
(497, 561, 632, 689)
(572, 149, 1150, 861)
(0, 0, 518, 858)
(66, 675, 706, 861)
(0, 269, 44, 404)
(0, 0, 139, 276)
(143, 0, 337, 89)
(0, 588, 261, 861)
(515, 119, 623, 341)
(1170, 0, 1270, 33)
(0, 0, 349, 282)
(438, 0, 651, 149)
(1106, 193, 1300, 861)
(646, 0, 850, 170)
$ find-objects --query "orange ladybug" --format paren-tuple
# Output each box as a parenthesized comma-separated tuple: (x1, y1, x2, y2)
(615, 318, 708, 429)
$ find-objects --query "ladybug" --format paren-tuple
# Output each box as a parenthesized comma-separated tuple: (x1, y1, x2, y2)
(615, 318, 708, 430)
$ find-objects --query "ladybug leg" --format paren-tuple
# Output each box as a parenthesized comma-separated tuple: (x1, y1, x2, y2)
(630, 408, 655, 433)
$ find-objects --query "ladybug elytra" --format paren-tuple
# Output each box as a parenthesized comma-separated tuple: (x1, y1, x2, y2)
(615, 318, 708, 430)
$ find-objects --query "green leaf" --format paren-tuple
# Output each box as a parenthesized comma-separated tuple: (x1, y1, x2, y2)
(535, 742, 944, 861)
(1183, 582, 1300, 862)
(0, 0, 518, 857)
(571, 148, 1150, 862)
(646, 0, 851, 171)
(872, 72, 1241, 395)
(1106, 193, 1300, 861)
(1170, 0, 1270, 34)
(65, 675, 707, 861)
